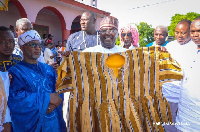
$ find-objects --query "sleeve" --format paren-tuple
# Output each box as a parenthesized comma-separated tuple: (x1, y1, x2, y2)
(44, 49, 52, 63)
(56, 57, 72, 93)
(159, 51, 183, 86)
(3, 106, 11, 123)
(8, 70, 50, 131)
(65, 33, 78, 51)
(65, 35, 73, 51)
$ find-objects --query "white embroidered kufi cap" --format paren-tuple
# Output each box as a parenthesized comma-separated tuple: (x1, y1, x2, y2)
(18, 30, 41, 46)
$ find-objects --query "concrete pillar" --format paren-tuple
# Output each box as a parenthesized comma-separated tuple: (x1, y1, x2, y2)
(62, 29, 71, 41)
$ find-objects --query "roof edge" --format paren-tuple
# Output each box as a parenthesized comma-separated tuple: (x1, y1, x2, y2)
(58, 0, 110, 16)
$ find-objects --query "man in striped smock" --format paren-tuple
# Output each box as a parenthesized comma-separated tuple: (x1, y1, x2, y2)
(57, 16, 183, 132)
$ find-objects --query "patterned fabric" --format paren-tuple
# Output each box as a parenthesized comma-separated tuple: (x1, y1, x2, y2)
(56, 47, 183, 131)
(100, 16, 119, 30)
(65, 31, 98, 51)
(56, 57, 72, 93)
(18, 30, 41, 46)
(0, 0, 9, 11)
(8, 61, 66, 131)
(0, 54, 22, 72)
(13, 38, 23, 58)
(0, 74, 6, 127)
(0, 72, 11, 124)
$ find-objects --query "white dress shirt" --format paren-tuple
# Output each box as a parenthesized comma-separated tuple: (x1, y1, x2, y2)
(44, 48, 54, 65)
(162, 40, 196, 103)
(83, 45, 127, 53)
(176, 47, 200, 131)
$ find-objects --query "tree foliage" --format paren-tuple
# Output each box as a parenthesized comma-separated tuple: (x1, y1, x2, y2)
(136, 22, 154, 47)
(168, 12, 200, 37)
(115, 36, 121, 46)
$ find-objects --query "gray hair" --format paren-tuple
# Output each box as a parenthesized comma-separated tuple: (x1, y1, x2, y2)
(16, 18, 32, 28)
(155, 25, 168, 34)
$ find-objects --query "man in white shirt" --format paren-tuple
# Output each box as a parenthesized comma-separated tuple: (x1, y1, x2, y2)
(176, 17, 200, 132)
(162, 19, 196, 132)
(44, 42, 56, 65)
(83, 16, 126, 53)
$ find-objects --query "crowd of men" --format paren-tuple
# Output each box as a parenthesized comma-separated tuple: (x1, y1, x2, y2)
(0, 10, 200, 132)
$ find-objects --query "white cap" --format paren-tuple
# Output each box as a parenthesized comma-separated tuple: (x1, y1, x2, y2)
(18, 30, 41, 46)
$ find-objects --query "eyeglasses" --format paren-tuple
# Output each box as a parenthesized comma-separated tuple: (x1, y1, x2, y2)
(121, 33, 132, 37)
(0, 39, 15, 44)
(99, 29, 117, 34)
(27, 43, 42, 48)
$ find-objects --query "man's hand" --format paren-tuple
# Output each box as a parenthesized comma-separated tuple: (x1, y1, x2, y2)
(50, 62, 59, 70)
(2, 123, 11, 132)
(49, 93, 62, 107)
(46, 104, 57, 113)
(50, 54, 57, 59)
(58, 51, 71, 57)
(156, 45, 167, 52)
(8, 74, 12, 82)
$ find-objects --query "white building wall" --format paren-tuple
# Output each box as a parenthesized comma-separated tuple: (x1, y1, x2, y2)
(0, 0, 106, 41)
(0, 3, 21, 29)
(35, 11, 62, 44)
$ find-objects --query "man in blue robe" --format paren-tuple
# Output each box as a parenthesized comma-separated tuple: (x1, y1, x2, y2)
(8, 30, 66, 132)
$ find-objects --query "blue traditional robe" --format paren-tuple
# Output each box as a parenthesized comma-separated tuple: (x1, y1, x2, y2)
(8, 61, 65, 132)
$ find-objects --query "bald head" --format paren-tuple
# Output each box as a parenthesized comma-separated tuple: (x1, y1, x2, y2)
(175, 19, 191, 44)
(154, 25, 168, 45)
(16, 18, 33, 37)
(190, 17, 200, 45)
(83, 11, 96, 20)
(80, 11, 96, 34)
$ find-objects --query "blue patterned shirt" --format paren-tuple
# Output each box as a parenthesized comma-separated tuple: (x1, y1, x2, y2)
(8, 61, 66, 131)
(0, 54, 21, 72)
(65, 31, 99, 51)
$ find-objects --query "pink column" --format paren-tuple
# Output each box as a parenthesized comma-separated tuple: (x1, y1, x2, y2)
(62, 29, 71, 41)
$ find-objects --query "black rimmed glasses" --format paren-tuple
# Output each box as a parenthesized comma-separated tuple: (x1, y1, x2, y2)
(121, 32, 132, 37)
(27, 42, 42, 48)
